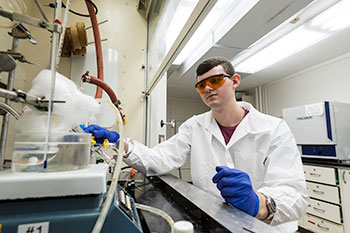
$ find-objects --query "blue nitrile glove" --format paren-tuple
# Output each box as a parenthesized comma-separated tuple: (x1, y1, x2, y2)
(212, 166, 259, 217)
(84, 124, 119, 144)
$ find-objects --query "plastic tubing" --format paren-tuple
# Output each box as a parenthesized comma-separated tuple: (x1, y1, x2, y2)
(85, 0, 103, 99)
(81, 74, 117, 103)
(91, 103, 125, 233)
(81, 74, 126, 124)
(135, 203, 175, 233)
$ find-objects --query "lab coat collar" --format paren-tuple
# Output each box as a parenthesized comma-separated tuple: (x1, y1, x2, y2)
(228, 102, 275, 147)
(196, 102, 273, 148)
(194, 110, 225, 147)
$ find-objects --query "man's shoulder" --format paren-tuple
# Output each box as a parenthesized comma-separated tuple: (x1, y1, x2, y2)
(254, 110, 283, 123)
(246, 108, 285, 133)
(240, 102, 281, 121)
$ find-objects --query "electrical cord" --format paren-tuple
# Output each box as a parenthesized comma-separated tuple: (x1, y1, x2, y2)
(121, 165, 131, 170)
(46, 0, 98, 17)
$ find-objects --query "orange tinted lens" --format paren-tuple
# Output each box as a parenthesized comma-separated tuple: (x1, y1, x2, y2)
(196, 82, 206, 94)
(195, 76, 225, 94)
(207, 76, 225, 89)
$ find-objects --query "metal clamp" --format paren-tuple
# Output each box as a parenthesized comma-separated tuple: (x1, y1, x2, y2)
(0, 88, 65, 110)
(0, 7, 62, 33)
(0, 54, 16, 72)
(0, 51, 39, 66)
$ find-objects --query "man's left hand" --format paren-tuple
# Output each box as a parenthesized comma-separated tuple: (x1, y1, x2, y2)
(212, 166, 259, 217)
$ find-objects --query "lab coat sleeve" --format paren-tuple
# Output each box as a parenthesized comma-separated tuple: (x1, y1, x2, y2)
(123, 119, 193, 176)
(257, 120, 309, 225)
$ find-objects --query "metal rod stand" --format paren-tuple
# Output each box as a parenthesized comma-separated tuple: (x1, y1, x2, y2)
(0, 37, 19, 171)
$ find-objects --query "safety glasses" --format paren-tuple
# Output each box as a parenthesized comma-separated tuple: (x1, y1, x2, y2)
(195, 73, 232, 94)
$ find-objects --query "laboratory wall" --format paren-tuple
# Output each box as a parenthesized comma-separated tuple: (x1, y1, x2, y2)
(166, 98, 210, 138)
(0, 0, 146, 160)
(265, 53, 350, 117)
(166, 97, 209, 182)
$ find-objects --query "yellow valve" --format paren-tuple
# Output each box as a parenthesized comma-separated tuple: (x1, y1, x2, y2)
(103, 139, 109, 149)
(123, 117, 127, 125)
(91, 136, 96, 146)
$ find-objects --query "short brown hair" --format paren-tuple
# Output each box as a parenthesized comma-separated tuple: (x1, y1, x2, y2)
(196, 56, 235, 77)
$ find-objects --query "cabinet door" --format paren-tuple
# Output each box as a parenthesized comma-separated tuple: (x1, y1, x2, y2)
(304, 214, 344, 233)
(306, 181, 340, 204)
(307, 198, 342, 224)
(304, 165, 338, 185)
(340, 168, 350, 233)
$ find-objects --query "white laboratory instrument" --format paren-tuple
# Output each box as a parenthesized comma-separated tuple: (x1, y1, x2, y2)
(283, 101, 350, 161)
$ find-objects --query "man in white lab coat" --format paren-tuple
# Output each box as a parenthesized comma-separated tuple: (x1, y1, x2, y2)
(85, 56, 309, 232)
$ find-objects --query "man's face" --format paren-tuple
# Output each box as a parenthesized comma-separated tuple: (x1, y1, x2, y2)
(196, 65, 239, 109)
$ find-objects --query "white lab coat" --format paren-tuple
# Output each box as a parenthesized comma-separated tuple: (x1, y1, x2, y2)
(124, 102, 309, 232)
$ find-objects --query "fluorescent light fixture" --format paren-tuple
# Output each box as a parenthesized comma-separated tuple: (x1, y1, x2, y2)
(173, 0, 256, 65)
(173, 0, 235, 65)
(232, 0, 350, 74)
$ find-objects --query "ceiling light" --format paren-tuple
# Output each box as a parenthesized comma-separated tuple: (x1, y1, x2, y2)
(173, 0, 256, 66)
(232, 0, 350, 74)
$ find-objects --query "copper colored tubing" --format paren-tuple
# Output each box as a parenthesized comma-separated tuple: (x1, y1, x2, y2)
(85, 0, 103, 98)
(82, 74, 126, 122)
(82, 74, 117, 103)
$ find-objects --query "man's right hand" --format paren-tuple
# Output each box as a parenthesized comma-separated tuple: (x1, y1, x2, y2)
(84, 124, 119, 144)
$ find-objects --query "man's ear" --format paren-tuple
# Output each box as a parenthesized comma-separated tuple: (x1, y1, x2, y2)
(232, 74, 241, 87)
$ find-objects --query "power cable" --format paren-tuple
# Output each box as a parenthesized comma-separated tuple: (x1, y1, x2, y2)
(47, 0, 98, 17)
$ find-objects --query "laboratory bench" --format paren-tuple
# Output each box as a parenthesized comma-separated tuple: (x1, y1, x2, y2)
(299, 158, 350, 233)
(134, 174, 282, 233)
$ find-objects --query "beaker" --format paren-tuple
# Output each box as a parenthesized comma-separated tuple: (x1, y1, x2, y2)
(12, 132, 91, 172)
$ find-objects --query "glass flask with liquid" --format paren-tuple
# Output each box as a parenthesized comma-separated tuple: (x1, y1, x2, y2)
(12, 132, 91, 172)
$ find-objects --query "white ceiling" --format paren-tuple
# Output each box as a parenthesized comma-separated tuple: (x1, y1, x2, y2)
(166, 0, 350, 100)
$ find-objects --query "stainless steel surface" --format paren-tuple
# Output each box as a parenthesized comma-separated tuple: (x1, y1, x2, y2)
(158, 175, 282, 233)
(0, 37, 18, 171)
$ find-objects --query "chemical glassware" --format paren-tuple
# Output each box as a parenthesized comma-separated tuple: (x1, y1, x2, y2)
(12, 132, 91, 172)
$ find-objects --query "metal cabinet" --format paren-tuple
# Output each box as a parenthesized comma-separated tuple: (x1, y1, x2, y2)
(299, 164, 350, 233)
